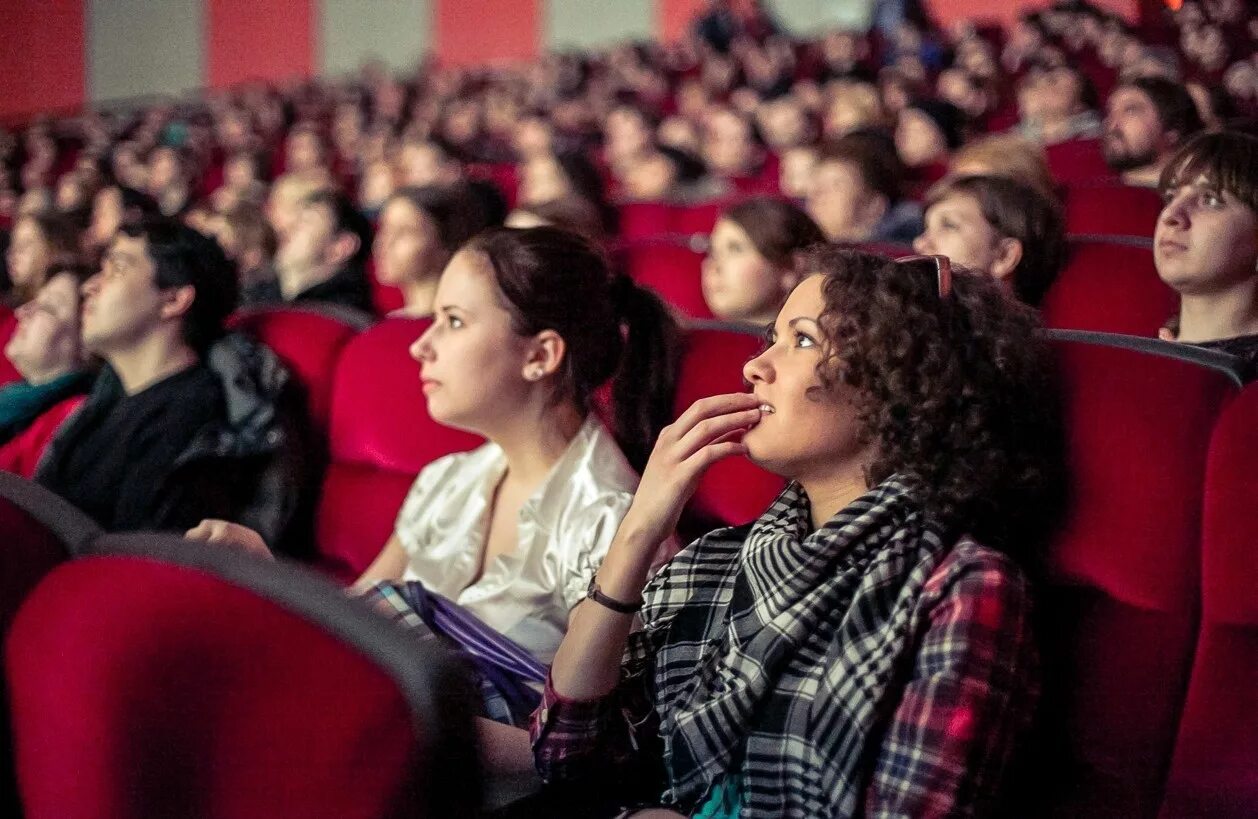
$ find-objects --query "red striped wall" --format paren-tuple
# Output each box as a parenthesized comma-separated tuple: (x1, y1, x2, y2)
(0, 0, 85, 120)
(657, 0, 707, 43)
(434, 0, 540, 67)
(205, 0, 316, 90)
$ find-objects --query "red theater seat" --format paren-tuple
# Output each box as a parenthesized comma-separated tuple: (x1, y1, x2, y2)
(0, 309, 19, 386)
(1161, 384, 1258, 819)
(1028, 331, 1242, 818)
(674, 323, 783, 532)
(5, 534, 480, 819)
(317, 318, 482, 579)
(229, 305, 374, 434)
(621, 238, 713, 320)
(1064, 182, 1163, 238)
(1041, 239, 1177, 336)
(1045, 138, 1115, 184)
(0, 472, 101, 818)
(618, 202, 675, 240)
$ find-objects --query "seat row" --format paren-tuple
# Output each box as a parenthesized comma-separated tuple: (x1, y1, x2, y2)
(3, 303, 1255, 816)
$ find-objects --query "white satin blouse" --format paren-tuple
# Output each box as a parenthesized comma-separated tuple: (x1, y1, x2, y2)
(394, 416, 639, 665)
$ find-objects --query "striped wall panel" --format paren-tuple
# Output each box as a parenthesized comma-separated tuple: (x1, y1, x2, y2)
(0, 0, 85, 120)
(87, 0, 203, 103)
(0, 0, 1143, 120)
(319, 0, 430, 76)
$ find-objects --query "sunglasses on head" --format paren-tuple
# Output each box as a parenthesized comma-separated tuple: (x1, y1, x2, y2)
(894, 253, 953, 299)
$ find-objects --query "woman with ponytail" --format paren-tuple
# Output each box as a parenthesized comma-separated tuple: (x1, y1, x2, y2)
(190, 226, 681, 727)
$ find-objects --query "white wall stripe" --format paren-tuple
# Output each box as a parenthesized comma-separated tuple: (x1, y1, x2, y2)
(87, 0, 203, 104)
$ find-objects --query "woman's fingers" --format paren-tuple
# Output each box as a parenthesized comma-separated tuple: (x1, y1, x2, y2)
(669, 392, 760, 435)
(672, 407, 760, 462)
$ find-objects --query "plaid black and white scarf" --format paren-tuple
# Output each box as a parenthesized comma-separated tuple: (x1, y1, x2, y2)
(632, 476, 949, 817)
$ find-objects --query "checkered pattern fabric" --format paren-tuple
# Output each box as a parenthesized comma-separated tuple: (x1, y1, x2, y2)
(532, 477, 1038, 817)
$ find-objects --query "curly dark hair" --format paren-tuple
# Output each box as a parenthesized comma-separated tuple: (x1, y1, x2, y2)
(807, 246, 1066, 561)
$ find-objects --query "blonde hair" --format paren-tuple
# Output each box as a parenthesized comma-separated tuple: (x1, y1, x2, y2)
(950, 134, 1057, 201)
(825, 79, 888, 138)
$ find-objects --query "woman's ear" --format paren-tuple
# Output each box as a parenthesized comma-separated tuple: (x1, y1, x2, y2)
(522, 329, 566, 382)
(989, 237, 1024, 281)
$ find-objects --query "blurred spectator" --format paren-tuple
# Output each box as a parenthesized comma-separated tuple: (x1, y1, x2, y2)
(265, 190, 374, 312)
(208, 202, 278, 306)
(1016, 61, 1103, 145)
(0, 263, 95, 477)
(701, 108, 765, 181)
(88, 185, 162, 255)
(374, 186, 478, 316)
(895, 99, 966, 170)
(950, 134, 1058, 201)
(823, 79, 888, 139)
(4, 212, 81, 307)
(702, 196, 824, 324)
(915, 174, 1066, 307)
(146, 145, 194, 218)
(1103, 77, 1204, 187)
(806, 131, 922, 244)
(505, 196, 606, 244)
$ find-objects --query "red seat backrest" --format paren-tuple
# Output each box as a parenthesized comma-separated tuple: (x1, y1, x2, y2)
(0, 472, 101, 818)
(1045, 138, 1115, 184)
(229, 306, 370, 434)
(1161, 384, 1258, 819)
(618, 202, 675, 240)
(1064, 182, 1164, 238)
(673, 325, 783, 531)
(0, 309, 19, 387)
(1029, 334, 1240, 817)
(1041, 239, 1177, 336)
(622, 240, 714, 320)
(317, 318, 481, 579)
(5, 538, 479, 819)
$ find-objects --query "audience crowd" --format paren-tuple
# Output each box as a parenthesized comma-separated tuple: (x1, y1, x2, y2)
(1, 0, 1257, 815)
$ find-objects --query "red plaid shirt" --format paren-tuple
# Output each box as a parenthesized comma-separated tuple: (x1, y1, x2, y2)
(530, 542, 1038, 816)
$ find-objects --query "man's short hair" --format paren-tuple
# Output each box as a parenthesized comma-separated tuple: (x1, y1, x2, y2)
(119, 218, 238, 354)
(1114, 76, 1204, 143)
(301, 189, 373, 271)
(1158, 130, 1258, 214)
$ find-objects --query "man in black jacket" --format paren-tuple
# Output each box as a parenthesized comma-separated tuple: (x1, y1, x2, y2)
(258, 189, 374, 313)
(36, 218, 306, 549)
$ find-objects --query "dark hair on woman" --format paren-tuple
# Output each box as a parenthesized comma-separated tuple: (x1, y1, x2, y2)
(464, 226, 680, 472)
(552, 150, 619, 235)
(388, 185, 479, 259)
(721, 196, 825, 269)
(924, 174, 1066, 306)
(805, 246, 1065, 561)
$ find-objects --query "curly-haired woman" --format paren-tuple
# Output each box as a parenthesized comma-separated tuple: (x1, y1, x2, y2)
(532, 248, 1065, 818)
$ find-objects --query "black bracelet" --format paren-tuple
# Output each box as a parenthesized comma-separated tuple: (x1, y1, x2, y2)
(586, 575, 642, 614)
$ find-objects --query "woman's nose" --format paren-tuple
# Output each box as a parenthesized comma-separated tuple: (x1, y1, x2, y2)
(742, 346, 773, 386)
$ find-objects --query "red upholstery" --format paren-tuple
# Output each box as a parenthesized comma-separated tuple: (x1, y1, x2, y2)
(674, 325, 783, 530)
(0, 309, 19, 387)
(617, 201, 729, 239)
(0, 472, 100, 818)
(1064, 182, 1164, 238)
(1161, 384, 1258, 818)
(229, 306, 371, 433)
(5, 541, 478, 819)
(1041, 240, 1177, 336)
(367, 257, 407, 316)
(0, 394, 85, 478)
(622, 240, 714, 320)
(1045, 138, 1115, 184)
(317, 318, 482, 579)
(1031, 336, 1240, 818)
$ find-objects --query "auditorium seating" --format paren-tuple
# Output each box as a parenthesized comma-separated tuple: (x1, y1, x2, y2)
(1041, 238, 1177, 336)
(1030, 330, 1243, 818)
(620, 237, 713, 320)
(5, 533, 480, 819)
(617, 201, 728, 240)
(1160, 383, 1258, 818)
(316, 318, 482, 579)
(1063, 182, 1164, 239)
(0, 472, 102, 819)
(1045, 138, 1114, 184)
(674, 322, 784, 535)
(228, 304, 374, 434)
